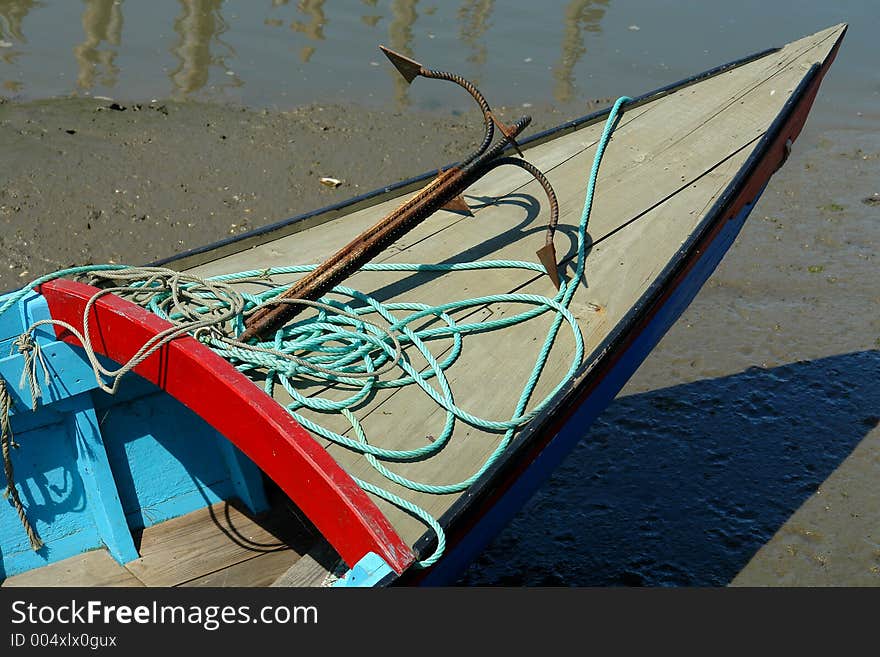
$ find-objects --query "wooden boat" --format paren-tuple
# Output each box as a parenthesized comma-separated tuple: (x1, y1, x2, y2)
(0, 24, 845, 587)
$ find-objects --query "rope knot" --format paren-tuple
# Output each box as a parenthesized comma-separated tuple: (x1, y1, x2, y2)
(14, 332, 50, 410)
(193, 325, 226, 345)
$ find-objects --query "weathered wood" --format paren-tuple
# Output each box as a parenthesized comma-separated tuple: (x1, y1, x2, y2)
(1, 549, 145, 587)
(125, 501, 313, 587)
(270, 541, 342, 587)
(182, 548, 303, 587)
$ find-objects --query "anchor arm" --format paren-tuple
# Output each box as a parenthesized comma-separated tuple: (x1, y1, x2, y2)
(379, 45, 519, 166)
(239, 116, 532, 343)
(239, 46, 551, 343)
(477, 156, 562, 289)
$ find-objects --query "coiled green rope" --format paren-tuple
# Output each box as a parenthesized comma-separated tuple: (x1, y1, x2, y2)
(0, 97, 629, 569)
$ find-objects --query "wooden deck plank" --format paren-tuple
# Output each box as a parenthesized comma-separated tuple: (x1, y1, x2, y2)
(271, 542, 342, 587)
(125, 500, 314, 587)
(180, 548, 302, 587)
(2, 549, 145, 587)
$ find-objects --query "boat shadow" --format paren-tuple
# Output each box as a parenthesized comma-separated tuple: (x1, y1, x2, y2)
(457, 349, 880, 586)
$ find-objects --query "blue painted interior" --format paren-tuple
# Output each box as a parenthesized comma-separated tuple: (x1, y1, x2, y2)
(419, 195, 762, 585)
(61, 394, 139, 564)
(95, 383, 249, 530)
(333, 552, 395, 587)
(0, 418, 102, 576)
(0, 289, 269, 580)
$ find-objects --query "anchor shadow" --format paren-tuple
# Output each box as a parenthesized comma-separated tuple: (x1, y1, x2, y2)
(362, 191, 586, 307)
(259, 190, 589, 406)
(240, 190, 587, 311)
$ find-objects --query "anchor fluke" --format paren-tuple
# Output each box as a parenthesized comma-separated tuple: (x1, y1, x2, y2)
(536, 242, 562, 290)
(442, 194, 473, 216)
(379, 45, 423, 84)
(489, 113, 524, 157)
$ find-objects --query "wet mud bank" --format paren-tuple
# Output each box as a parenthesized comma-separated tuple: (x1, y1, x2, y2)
(0, 95, 564, 291)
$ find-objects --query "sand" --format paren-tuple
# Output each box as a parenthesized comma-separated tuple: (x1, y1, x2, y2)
(0, 95, 565, 291)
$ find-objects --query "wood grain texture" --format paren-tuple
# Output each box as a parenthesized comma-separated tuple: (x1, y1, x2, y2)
(125, 501, 313, 587)
(270, 542, 342, 587)
(2, 549, 144, 587)
(182, 548, 303, 587)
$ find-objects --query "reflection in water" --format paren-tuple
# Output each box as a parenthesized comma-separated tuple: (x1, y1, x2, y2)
(0, 0, 39, 70)
(458, 0, 493, 67)
(4, 0, 611, 107)
(265, 0, 286, 28)
(360, 0, 381, 30)
(290, 0, 325, 63)
(73, 0, 123, 91)
(554, 0, 607, 103)
(170, 0, 240, 96)
(0, 0, 36, 42)
(387, 0, 418, 107)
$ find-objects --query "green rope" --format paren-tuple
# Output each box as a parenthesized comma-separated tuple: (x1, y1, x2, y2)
(0, 97, 630, 569)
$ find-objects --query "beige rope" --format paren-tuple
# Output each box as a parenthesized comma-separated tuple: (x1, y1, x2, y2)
(23, 267, 247, 395)
(0, 379, 43, 551)
(21, 267, 405, 393)
(13, 333, 50, 409)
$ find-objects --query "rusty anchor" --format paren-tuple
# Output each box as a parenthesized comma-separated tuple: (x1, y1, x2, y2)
(239, 46, 561, 343)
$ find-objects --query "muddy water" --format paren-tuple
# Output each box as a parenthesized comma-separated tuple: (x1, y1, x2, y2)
(1, 1, 878, 585)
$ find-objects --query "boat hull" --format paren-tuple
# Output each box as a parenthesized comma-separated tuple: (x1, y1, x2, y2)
(411, 185, 765, 585)
(406, 46, 837, 585)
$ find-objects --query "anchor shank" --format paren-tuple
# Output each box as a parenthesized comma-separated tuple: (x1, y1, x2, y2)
(241, 168, 463, 341)
(240, 117, 531, 342)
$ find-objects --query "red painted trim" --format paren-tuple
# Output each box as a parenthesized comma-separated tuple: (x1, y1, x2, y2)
(39, 279, 414, 575)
